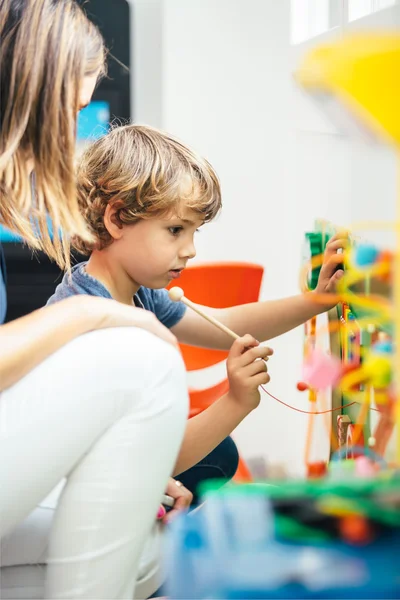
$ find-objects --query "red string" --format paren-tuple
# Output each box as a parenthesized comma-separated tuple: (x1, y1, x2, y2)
(260, 385, 380, 415)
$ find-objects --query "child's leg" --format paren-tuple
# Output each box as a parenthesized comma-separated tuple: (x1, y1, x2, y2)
(176, 436, 239, 504)
(0, 327, 188, 599)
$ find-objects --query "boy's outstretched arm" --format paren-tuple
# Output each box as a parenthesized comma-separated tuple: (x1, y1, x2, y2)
(171, 234, 347, 350)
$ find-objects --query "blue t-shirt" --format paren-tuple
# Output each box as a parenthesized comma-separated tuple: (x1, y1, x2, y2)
(0, 242, 7, 324)
(47, 262, 186, 329)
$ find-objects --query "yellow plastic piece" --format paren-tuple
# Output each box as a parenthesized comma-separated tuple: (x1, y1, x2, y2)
(341, 353, 391, 392)
(309, 389, 317, 403)
(363, 355, 392, 388)
(294, 33, 400, 145)
(318, 496, 360, 518)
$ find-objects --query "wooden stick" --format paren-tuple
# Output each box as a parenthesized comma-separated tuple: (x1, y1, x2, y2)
(168, 287, 240, 341)
(182, 295, 240, 341)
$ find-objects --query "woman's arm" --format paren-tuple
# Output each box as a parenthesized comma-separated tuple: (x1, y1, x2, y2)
(0, 295, 178, 392)
(0, 296, 102, 391)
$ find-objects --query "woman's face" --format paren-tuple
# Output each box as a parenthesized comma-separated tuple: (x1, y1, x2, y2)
(79, 74, 99, 111)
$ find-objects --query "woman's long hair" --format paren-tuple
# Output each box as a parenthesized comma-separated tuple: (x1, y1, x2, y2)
(0, 0, 106, 268)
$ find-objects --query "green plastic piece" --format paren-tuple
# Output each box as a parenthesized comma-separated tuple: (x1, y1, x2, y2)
(199, 478, 400, 528)
(275, 515, 331, 542)
(200, 478, 400, 499)
(198, 479, 278, 498)
(304, 232, 324, 290)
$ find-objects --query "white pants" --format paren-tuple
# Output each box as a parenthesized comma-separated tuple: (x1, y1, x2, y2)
(0, 328, 188, 599)
(0, 484, 164, 600)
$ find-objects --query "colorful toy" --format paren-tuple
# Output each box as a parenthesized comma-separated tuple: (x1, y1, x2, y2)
(300, 222, 397, 468)
(295, 30, 400, 467)
(165, 479, 400, 599)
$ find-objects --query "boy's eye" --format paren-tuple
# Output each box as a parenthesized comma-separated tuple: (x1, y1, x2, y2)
(168, 226, 183, 236)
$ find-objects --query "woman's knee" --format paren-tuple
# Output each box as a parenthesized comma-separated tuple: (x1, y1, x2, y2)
(41, 327, 185, 392)
(68, 328, 188, 418)
(4, 327, 188, 429)
(74, 327, 185, 381)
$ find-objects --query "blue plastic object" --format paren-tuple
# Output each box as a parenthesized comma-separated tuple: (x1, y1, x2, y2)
(353, 244, 379, 268)
(165, 486, 400, 599)
(372, 340, 393, 354)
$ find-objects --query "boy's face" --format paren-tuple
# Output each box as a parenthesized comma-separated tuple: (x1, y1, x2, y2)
(112, 205, 204, 289)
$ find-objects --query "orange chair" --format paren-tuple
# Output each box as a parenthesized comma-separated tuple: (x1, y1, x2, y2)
(167, 262, 264, 482)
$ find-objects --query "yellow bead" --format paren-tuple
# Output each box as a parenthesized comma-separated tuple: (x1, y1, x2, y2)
(364, 355, 392, 387)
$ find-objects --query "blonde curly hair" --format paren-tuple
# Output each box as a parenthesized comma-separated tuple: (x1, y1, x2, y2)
(74, 124, 222, 255)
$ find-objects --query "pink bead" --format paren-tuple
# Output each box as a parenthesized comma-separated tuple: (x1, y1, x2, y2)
(301, 349, 342, 390)
(355, 456, 376, 478)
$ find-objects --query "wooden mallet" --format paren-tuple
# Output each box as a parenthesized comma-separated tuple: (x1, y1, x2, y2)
(168, 286, 240, 341)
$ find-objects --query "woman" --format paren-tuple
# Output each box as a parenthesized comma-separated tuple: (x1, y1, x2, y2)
(0, 1, 189, 597)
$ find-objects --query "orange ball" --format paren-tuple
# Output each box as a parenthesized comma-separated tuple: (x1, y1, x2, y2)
(377, 250, 393, 283)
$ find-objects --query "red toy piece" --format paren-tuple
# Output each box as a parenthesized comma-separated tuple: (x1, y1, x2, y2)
(339, 515, 373, 545)
(297, 381, 309, 392)
(307, 461, 327, 479)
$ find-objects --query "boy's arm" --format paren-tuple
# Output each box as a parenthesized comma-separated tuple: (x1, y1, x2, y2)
(172, 393, 249, 475)
(172, 293, 328, 350)
(171, 233, 346, 349)
(172, 335, 270, 475)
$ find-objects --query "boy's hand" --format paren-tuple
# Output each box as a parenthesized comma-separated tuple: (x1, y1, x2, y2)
(315, 232, 349, 308)
(161, 478, 193, 524)
(226, 334, 272, 411)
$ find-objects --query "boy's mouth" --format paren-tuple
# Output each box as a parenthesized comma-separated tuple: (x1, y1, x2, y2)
(168, 269, 183, 279)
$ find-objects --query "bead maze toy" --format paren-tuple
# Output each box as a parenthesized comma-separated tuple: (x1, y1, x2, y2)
(295, 31, 400, 470)
(298, 220, 395, 471)
(170, 222, 396, 474)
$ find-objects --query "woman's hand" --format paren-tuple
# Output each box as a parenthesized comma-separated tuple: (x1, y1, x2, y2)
(226, 334, 272, 410)
(71, 295, 179, 349)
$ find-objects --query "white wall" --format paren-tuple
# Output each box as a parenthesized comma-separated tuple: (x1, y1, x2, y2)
(162, 0, 312, 476)
(130, 0, 399, 474)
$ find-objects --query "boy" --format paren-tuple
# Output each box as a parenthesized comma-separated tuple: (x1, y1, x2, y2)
(47, 124, 345, 504)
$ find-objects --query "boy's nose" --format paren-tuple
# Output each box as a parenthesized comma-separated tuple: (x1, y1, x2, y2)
(180, 242, 196, 260)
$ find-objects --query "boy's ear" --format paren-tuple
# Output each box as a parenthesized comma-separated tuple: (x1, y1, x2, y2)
(104, 201, 124, 240)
